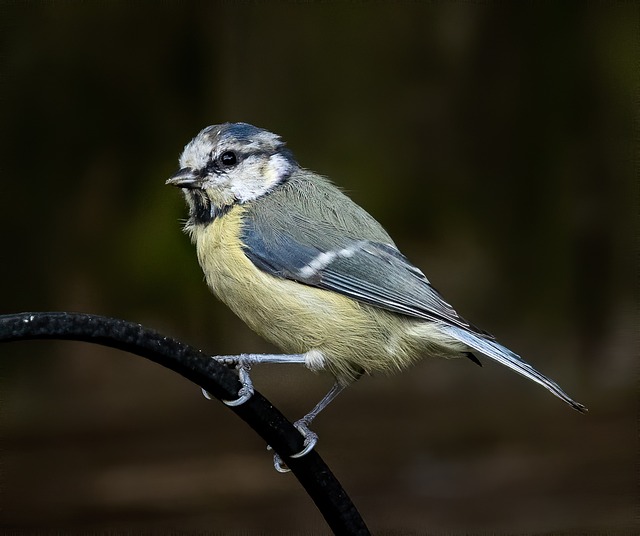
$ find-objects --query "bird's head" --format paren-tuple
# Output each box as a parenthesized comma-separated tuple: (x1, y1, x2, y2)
(167, 122, 297, 225)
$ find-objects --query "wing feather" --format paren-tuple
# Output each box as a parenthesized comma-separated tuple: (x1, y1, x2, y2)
(241, 215, 482, 335)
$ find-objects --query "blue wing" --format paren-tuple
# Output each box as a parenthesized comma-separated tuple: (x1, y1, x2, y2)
(241, 215, 482, 335)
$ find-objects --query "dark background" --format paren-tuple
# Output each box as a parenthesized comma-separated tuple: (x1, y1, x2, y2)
(0, 3, 636, 534)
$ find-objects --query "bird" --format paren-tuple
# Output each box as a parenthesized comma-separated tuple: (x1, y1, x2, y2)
(167, 122, 586, 469)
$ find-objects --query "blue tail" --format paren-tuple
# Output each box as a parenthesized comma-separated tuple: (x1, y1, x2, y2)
(438, 324, 587, 413)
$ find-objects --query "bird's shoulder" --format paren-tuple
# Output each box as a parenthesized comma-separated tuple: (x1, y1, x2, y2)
(243, 169, 395, 247)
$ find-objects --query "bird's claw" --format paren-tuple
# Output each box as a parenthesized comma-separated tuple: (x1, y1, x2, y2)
(267, 420, 318, 472)
(223, 363, 254, 406)
(269, 448, 291, 473)
(290, 420, 318, 458)
(202, 361, 255, 406)
(223, 385, 254, 406)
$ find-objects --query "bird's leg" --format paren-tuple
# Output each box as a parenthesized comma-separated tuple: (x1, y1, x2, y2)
(291, 381, 347, 457)
(216, 353, 310, 366)
(272, 381, 349, 472)
(204, 352, 354, 472)
(202, 352, 309, 405)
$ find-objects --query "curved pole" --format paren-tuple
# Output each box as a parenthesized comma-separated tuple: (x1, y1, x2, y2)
(0, 312, 370, 536)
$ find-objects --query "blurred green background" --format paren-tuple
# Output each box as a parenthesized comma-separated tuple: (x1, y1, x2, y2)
(0, 2, 636, 534)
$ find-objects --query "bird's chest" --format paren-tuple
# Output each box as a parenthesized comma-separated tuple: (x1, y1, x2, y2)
(192, 207, 302, 326)
(191, 207, 359, 349)
(193, 207, 255, 294)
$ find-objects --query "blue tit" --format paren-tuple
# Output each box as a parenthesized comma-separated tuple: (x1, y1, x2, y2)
(167, 122, 586, 461)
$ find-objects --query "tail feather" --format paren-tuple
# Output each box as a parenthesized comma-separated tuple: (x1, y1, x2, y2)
(439, 324, 587, 413)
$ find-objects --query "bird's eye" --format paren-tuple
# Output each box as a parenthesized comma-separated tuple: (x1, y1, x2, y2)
(220, 151, 237, 167)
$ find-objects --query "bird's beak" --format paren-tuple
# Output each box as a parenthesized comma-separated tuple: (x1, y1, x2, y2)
(166, 167, 201, 188)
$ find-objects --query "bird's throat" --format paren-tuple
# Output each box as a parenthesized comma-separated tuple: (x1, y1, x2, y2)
(188, 189, 235, 226)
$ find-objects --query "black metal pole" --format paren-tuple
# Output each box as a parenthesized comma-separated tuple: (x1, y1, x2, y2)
(0, 311, 370, 536)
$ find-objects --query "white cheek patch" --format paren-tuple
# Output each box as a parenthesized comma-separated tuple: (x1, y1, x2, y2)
(298, 241, 367, 279)
(229, 158, 265, 202)
(265, 153, 293, 185)
(231, 154, 293, 203)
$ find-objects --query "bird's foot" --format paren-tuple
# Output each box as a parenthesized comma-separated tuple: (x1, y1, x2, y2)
(290, 419, 318, 458)
(223, 363, 254, 406)
(202, 360, 255, 406)
(267, 420, 319, 473)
